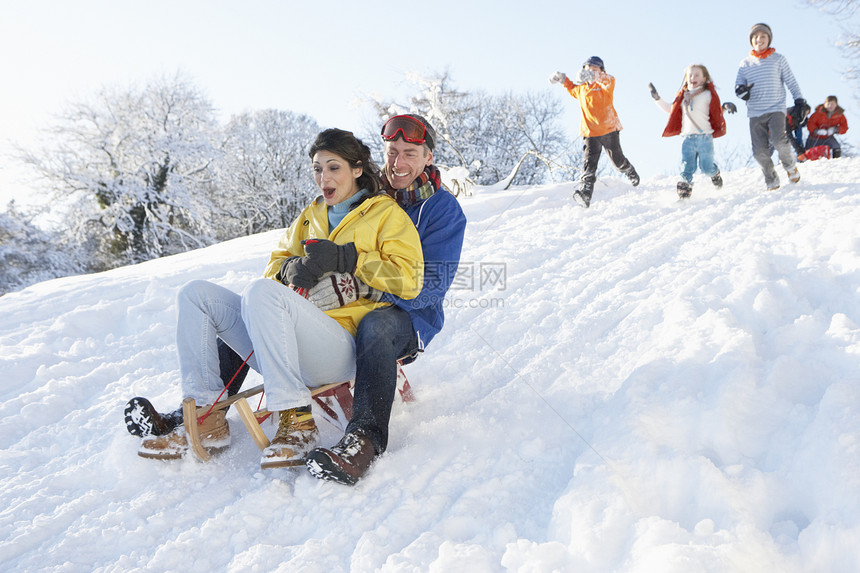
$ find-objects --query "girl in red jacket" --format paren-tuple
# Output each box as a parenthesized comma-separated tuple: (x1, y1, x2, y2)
(805, 95, 848, 158)
(649, 64, 731, 198)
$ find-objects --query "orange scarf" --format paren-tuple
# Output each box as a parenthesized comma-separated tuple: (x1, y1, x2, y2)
(750, 47, 775, 59)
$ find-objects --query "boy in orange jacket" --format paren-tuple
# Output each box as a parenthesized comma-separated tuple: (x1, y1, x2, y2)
(550, 56, 640, 208)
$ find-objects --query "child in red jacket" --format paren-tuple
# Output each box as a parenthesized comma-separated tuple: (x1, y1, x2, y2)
(805, 95, 848, 158)
(649, 64, 732, 198)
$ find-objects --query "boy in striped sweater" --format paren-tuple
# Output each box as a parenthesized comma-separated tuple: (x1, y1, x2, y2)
(735, 23, 807, 190)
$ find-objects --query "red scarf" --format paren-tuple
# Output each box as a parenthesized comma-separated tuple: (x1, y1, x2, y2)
(750, 47, 775, 59)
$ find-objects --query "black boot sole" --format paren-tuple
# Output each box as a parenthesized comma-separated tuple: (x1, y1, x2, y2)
(124, 397, 180, 437)
(306, 450, 359, 485)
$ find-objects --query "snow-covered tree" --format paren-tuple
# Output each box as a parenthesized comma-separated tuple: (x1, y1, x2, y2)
(20, 72, 220, 271)
(0, 203, 82, 295)
(366, 71, 578, 188)
(214, 110, 320, 238)
(806, 1, 860, 88)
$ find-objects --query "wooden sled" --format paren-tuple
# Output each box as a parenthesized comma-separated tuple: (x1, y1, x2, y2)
(183, 365, 414, 462)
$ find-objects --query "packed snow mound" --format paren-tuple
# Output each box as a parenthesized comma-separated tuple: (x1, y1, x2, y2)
(1, 158, 859, 572)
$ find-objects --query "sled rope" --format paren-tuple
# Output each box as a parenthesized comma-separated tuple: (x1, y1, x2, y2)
(198, 351, 256, 424)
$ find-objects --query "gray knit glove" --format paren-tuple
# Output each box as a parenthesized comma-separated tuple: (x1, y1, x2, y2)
(306, 272, 384, 311)
(576, 68, 595, 84)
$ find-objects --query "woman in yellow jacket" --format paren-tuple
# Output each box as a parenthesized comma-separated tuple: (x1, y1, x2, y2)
(137, 128, 423, 469)
(550, 56, 640, 208)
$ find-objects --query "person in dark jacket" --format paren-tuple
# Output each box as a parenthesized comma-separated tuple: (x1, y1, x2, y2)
(765, 103, 809, 162)
(785, 101, 811, 159)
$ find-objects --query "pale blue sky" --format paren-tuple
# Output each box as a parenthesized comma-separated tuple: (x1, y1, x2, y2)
(0, 0, 853, 204)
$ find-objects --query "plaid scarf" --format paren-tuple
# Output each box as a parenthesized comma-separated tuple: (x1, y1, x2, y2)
(382, 165, 442, 208)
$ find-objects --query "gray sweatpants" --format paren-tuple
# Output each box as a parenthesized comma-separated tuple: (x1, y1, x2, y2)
(750, 111, 796, 188)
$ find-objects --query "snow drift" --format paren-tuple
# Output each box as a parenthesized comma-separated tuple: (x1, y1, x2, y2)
(1, 158, 858, 572)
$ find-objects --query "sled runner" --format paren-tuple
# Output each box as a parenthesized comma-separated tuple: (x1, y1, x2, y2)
(182, 365, 414, 462)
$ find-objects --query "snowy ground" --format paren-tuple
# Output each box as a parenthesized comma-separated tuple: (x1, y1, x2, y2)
(1, 158, 859, 572)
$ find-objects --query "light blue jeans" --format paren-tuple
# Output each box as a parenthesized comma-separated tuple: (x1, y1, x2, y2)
(680, 133, 719, 183)
(176, 278, 356, 411)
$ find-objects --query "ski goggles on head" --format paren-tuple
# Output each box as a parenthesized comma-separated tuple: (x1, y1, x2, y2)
(381, 115, 428, 146)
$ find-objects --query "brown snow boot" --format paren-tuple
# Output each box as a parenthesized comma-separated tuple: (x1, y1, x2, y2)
(260, 406, 319, 469)
(138, 407, 230, 460)
(306, 429, 377, 486)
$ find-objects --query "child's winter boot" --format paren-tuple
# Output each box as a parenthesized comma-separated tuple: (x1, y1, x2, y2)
(711, 173, 723, 189)
(677, 181, 693, 199)
(786, 166, 801, 184)
(625, 166, 640, 187)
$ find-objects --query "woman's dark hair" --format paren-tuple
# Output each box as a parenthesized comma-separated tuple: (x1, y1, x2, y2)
(308, 128, 382, 195)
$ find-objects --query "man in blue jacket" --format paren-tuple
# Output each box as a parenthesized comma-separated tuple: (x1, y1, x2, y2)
(303, 114, 467, 484)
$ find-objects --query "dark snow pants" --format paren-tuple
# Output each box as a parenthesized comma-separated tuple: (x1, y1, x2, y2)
(581, 130, 634, 197)
(347, 305, 418, 454)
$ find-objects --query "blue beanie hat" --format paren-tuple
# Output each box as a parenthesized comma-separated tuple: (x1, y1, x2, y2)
(583, 56, 604, 70)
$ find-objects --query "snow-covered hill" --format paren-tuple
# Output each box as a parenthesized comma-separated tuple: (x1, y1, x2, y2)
(1, 159, 859, 572)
